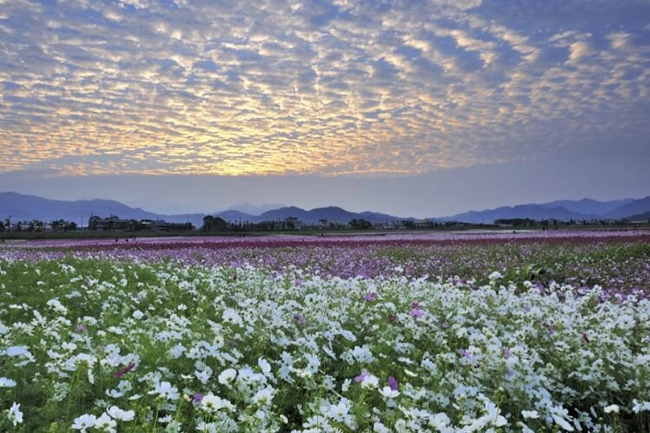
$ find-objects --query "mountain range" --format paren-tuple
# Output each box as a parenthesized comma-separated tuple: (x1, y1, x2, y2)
(1, 192, 649, 227)
(0, 192, 206, 227)
(439, 197, 650, 224)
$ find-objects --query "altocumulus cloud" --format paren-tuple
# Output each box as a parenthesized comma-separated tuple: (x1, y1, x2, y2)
(0, 0, 649, 178)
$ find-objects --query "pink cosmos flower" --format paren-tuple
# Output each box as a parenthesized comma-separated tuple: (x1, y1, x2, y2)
(113, 363, 136, 378)
(354, 370, 371, 383)
(364, 292, 377, 302)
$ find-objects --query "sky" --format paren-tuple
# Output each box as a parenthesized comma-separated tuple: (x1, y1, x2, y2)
(1, 0, 649, 217)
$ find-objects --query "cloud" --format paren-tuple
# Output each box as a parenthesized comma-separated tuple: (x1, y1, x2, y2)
(567, 40, 594, 64)
(0, 0, 648, 180)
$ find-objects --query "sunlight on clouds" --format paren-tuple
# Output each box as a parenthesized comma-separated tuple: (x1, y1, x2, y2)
(0, 0, 649, 178)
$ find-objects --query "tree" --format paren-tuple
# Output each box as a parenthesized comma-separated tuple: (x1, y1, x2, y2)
(202, 215, 228, 231)
(284, 217, 298, 230)
(348, 218, 372, 230)
(403, 220, 416, 230)
(202, 215, 214, 231)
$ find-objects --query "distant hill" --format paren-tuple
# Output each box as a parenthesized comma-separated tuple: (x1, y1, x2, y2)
(224, 202, 287, 216)
(604, 196, 650, 219)
(214, 210, 255, 222)
(441, 196, 650, 223)
(0, 192, 205, 228)
(625, 211, 650, 222)
(540, 198, 635, 215)
(441, 204, 594, 224)
(215, 206, 402, 225)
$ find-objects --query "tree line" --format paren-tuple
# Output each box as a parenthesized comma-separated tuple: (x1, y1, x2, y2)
(201, 215, 376, 232)
(1, 218, 77, 232)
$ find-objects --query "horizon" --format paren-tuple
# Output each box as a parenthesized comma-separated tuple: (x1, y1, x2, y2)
(1, 1, 649, 214)
(1, 189, 647, 220)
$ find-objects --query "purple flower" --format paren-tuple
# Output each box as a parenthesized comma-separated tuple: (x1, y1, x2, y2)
(193, 393, 204, 403)
(411, 301, 421, 310)
(387, 314, 397, 322)
(409, 308, 424, 318)
(113, 362, 136, 378)
(354, 370, 371, 383)
(503, 347, 511, 359)
(294, 313, 305, 324)
(388, 376, 398, 391)
(459, 349, 472, 359)
(75, 324, 88, 334)
(364, 292, 377, 302)
(295, 278, 303, 287)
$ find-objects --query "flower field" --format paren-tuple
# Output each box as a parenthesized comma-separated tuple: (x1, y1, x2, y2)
(1, 231, 649, 432)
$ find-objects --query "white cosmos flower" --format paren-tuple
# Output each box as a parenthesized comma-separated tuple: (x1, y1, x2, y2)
(72, 414, 96, 432)
(169, 344, 185, 359)
(465, 402, 507, 431)
(218, 368, 237, 384)
(107, 405, 136, 421)
(95, 413, 117, 433)
(258, 357, 272, 375)
(106, 389, 124, 398)
(380, 386, 399, 399)
(361, 374, 379, 389)
(550, 406, 574, 432)
(521, 410, 539, 419)
(517, 421, 536, 433)
(8, 402, 23, 426)
(149, 381, 179, 401)
(428, 412, 451, 429)
(6, 346, 30, 357)
(324, 399, 351, 422)
(604, 404, 619, 414)
(633, 399, 650, 413)
(200, 393, 235, 413)
(47, 298, 68, 314)
(196, 421, 218, 432)
(489, 271, 503, 280)
(253, 386, 275, 405)
(158, 414, 173, 424)
(195, 369, 212, 384)
(373, 420, 390, 433)
(0, 377, 17, 387)
(404, 368, 418, 377)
